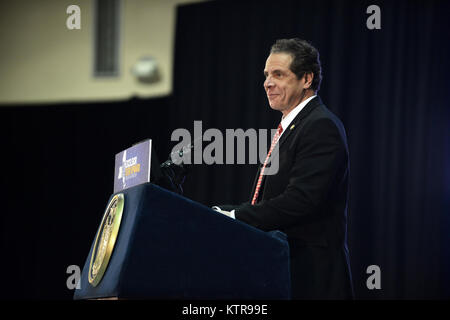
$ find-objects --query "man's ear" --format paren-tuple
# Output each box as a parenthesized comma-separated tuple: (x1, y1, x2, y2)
(304, 72, 314, 89)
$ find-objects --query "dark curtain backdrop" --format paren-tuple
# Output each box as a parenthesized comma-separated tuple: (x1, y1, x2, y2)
(0, 98, 172, 299)
(170, 0, 450, 299)
(0, 0, 449, 300)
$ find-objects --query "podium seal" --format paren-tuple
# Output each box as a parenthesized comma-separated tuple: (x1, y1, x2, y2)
(88, 193, 125, 287)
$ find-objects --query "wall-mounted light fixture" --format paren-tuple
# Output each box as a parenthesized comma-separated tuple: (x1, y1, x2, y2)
(131, 56, 160, 84)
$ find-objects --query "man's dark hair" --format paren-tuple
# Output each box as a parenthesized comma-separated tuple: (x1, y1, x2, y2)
(270, 38, 322, 92)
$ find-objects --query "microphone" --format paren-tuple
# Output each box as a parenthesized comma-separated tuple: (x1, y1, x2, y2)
(168, 134, 203, 164)
(159, 135, 202, 194)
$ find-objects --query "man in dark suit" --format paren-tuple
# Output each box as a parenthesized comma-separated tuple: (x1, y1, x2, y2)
(217, 38, 354, 299)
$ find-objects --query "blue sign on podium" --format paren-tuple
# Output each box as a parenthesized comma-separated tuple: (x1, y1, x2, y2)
(114, 139, 153, 193)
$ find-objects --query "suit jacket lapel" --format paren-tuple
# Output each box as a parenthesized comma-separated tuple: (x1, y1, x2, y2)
(249, 96, 322, 201)
(268, 96, 322, 165)
(278, 96, 321, 148)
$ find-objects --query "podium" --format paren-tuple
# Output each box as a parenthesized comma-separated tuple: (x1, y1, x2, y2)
(74, 183, 291, 299)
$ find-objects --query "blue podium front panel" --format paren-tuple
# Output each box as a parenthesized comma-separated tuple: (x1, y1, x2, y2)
(74, 183, 290, 299)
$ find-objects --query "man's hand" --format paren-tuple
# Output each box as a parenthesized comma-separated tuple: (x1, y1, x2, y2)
(212, 206, 235, 218)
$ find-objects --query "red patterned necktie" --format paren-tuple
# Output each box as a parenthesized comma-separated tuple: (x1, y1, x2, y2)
(251, 123, 283, 205)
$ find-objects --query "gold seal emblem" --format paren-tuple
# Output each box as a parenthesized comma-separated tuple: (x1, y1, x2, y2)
(88, 193, 125, 287)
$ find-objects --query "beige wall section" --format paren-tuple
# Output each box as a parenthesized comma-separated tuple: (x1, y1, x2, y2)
(0, 0, 206, 105)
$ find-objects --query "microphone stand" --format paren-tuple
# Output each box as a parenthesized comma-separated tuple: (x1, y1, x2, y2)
(159, 147, 191, 195)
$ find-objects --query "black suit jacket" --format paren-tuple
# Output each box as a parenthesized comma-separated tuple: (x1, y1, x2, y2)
(223, 96, 354, 299)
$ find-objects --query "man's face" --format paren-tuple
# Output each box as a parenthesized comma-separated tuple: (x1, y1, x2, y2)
(263, 53, 306, 116)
